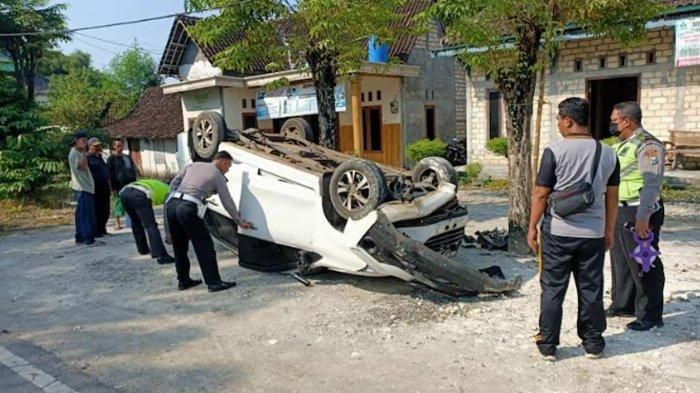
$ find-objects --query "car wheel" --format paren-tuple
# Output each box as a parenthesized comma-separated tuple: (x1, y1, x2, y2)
(281, 117, 314, 141)
(330, 159, 389, 220)
(192, 111, 225, 160)
(412, 156, 458, 187)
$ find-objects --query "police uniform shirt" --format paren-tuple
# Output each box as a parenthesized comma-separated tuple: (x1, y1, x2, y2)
(619, 128, 665, 221)
(170, 162, 242, 223)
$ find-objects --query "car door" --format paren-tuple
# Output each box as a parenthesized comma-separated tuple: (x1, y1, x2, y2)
(208, 162, 318, 250)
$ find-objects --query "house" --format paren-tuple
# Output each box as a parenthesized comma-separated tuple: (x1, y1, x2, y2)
(436, 0, 700, 177)
(33, 74, 49, 105)
(0, 51, 13, 73)
(157, 0, 464, 168)
(103, 86, 184, 179)
(1, 51, 50, 104)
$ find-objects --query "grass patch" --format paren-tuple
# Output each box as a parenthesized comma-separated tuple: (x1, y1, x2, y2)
(481, 178, 509, 192)
(0, 180, 74, 234)
(662, 185, 700, 203)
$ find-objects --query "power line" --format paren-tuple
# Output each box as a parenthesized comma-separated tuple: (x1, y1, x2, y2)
(0, 9, 209, 37)
(0, 1, 257, 38)
(75, 33, 162, 54)
(72, 36, 120, 56)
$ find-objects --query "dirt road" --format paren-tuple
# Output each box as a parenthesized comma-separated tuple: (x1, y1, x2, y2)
(0, 190, 698, 393)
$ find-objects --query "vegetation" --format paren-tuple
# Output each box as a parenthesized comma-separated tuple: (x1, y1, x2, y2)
(185, 0, 412, 150)
(108, 45, 162, 112)
(423, 0, 664, 254)
(486, 137, 508, 158)
(662, 184, 700, 204)
(38, 49, 92, 76)
(0, 0, 68, 102)
(0, 75, 65, 197)
(47, 45, 159, 128)
(406, 138, 447, 164)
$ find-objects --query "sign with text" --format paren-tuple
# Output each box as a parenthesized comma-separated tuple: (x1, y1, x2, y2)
(676, 17, 700, 68)
(255, 84, 347, 120)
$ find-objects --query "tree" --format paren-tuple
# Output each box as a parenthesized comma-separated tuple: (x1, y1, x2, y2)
(107, 44, 161, 109)
(46, 68, 121, 130)
(0, 74, 64, 197)
(185, 0, 410, 150)
(38, 49, 92, 76)
(424, 0, 663, 254)
(0, 0, 68, 102)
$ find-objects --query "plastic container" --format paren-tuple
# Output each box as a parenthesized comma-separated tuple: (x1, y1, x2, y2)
(368, 35, 390, 63)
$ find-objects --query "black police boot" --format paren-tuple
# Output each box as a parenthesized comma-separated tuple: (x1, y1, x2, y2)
(208, 281, 237, 293)
(177, 278, 202, 291)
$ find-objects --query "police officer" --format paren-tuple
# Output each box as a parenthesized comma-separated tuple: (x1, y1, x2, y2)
(608, 101, 665, 331)
(167, 151, 254, 292)
(119, 178, 175, 264)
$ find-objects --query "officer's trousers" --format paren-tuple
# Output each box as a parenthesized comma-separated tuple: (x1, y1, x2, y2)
(166, 198, 222, 285)
(610, 204, 665, 323)
(120, 187, 168, 259)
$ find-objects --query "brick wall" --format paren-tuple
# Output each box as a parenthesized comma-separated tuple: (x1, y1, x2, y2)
(465, 27, 700, 178)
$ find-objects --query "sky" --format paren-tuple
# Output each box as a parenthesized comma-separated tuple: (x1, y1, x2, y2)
(57, 0, 187, 69)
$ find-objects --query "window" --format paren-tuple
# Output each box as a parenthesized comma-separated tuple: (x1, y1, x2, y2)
(599, 56, 607, 69)
(251, 99, 256, 108)
(242, 98, 247, 109)
(242, 113, 258, 130)
(488, 91, 502, 140)
(362, 106, 382, 151)
(647, 50, 656, 64)
(425, 106, 436, 140)
(361, 92, 365, 102)
(376, 90, 382, 101)
(368, 91, 373, 102)
(619, 54, 627, 67)
(574, 59, 583, 72)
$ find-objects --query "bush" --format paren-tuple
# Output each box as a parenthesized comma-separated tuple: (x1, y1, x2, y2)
(0, 75, 67, 198)
(486, 137, 508, 157)
(406, 138, 446, 164)
(465, 163, 482, 179)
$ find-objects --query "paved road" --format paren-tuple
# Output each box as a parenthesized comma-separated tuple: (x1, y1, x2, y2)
(0, 335, 117, 393)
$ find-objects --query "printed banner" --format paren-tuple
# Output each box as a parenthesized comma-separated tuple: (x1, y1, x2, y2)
(676, 17, 700, 68)
(255, 84, 347, 120)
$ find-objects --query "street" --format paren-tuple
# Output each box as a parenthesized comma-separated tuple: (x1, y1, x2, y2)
(1, 191, 698, 393)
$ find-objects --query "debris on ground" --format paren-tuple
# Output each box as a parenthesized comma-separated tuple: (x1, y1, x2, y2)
(475, 228, 508, 251)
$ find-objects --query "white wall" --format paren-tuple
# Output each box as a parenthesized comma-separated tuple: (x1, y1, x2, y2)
(138, 138, 179, 179)
(338, 76, 402, 126)
(179, 42, 222, 81)
(222, 87, 258, 130)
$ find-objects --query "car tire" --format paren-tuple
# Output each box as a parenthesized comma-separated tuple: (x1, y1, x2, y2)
(192, 111, 225, 160)
(330, 159, 389, 220)
(412, 156, 459, 187)
(281, 117, 314, 141)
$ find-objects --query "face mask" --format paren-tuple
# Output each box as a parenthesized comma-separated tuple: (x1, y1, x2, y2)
(609, 122, 621, 137)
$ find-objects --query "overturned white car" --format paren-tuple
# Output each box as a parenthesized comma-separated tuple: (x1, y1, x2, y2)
(182, 112, 522, 296)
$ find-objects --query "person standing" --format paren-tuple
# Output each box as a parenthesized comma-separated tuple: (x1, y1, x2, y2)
(119, 178, 175, 264)
(86, 137, 111, 237)
(167, 151, 254, 292)
(68, 131, 103, 247)
(107, 138, 138, 230)
(607, 102, 666, 331)
(528, 98, 619, 361)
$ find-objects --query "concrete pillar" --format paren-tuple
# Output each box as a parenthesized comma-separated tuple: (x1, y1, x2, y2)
(351, 76, 363, 155)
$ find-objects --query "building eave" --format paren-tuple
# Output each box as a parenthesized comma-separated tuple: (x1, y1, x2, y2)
(161, 75, 246, 94)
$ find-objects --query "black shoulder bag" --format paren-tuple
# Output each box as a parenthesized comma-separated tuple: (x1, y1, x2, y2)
(547, 140, 602, 217)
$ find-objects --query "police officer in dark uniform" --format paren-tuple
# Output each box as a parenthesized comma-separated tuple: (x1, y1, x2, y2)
(608, 102, 666, 331)
(167, 151, 254, 292)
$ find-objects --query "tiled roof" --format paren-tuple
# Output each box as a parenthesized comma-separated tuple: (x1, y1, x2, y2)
(103, 87, 183, 140)
(389, 0, 433, 62)
(158, 0, 436, 75)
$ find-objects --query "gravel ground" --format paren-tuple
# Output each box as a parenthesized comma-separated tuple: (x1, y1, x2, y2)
(0, 190, 698, 393)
